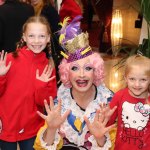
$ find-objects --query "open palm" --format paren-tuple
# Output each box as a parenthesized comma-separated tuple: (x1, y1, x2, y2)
(0, 50, 11, 76)
(84, 105, 116, 139)
(37, 97, 70, 130)
(36, 65, 55, 82)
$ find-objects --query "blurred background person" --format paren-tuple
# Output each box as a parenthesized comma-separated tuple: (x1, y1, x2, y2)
(0, 0, 34, 53)
(59, 0, 83, 22)
(87, 0, 94, 29)
(0, 0, 4, 5)
(30, 0, 60, 37)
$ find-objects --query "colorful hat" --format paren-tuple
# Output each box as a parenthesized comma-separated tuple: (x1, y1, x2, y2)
(59, 16, 93, 63)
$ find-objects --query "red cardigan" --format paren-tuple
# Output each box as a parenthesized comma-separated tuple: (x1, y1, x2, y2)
(59, 0, 82, 22)
(0, 46, 57, 142)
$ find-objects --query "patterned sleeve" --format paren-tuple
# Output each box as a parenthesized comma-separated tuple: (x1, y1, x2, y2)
(33, 123, 63, 150)
(89, 133, 112, 150)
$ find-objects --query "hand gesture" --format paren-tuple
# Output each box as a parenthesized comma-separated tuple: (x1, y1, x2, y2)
(0, 50, 11, 76)
(84, 104, 116, 139)
(36, 65, 55, 82)
(99, 103, 117, 123)
(37, 97, 70, 130)
(0, 119, 2, 133)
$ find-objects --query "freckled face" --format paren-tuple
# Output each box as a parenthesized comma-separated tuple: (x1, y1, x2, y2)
(69, 57, 94, 93)
(23, 22, 50, 54)
(125, 66, 150, 98)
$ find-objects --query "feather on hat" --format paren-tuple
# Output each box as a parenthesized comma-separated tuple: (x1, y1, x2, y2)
(59, 15, 93, 63)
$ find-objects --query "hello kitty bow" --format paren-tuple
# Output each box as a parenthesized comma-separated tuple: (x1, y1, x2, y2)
(134, 102, 150, 117)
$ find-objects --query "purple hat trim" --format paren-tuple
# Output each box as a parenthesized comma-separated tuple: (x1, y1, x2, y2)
(67, 47, 93, 63)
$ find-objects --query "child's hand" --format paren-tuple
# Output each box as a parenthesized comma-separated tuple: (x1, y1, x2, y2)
(0, 50, 11, 76)
(36, 65, 55, 82)
(0, 119, 2, 133)
(37, 97, 70, 130)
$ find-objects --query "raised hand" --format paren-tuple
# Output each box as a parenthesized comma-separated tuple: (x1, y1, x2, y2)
(0, 50, 11, 76)
(36, 64, 55, 82)
(84, 105, 116, 146)
(99, 103, 117, 123)
(37, 97, 70, 130)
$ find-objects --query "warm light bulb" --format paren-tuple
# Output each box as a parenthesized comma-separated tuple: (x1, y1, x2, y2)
(111, 9, 123, 56)
(114, 72, 119, 78)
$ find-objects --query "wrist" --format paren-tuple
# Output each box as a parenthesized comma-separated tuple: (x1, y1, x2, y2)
(43, 128, 57, 145)
(96, 135, 107, 147)
(39, 128, 61, 149)
(46, 127, 57, 135)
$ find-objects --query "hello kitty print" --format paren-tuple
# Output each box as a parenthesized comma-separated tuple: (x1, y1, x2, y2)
(121, 101, 150, 149)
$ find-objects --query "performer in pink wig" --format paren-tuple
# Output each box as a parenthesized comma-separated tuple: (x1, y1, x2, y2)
(34, 16, 116, 150)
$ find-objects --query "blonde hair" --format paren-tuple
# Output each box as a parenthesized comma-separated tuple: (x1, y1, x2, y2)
(15, 16, 54, 68)
(125, 55, 150, 77)
(125, 55, 150, 92)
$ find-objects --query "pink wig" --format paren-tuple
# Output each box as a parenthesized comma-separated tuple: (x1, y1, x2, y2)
(59, 52, 105, 88)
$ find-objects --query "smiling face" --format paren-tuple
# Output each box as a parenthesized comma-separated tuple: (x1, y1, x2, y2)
(69, 56, 94, 93)
(23, 22, 50, 54)
(125, 65, 150, 98)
